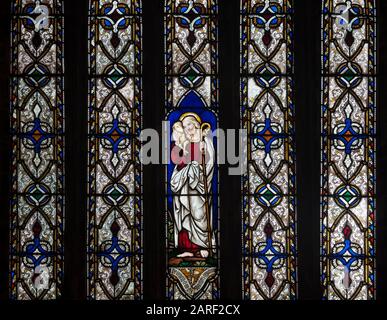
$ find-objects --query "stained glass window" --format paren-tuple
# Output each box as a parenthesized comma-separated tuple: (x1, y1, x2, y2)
(165, 0, 220, 300)
(241, 0, 297, 300)
(87, 0, 142, 300)
(10, 0, 64, 299)
(321, 0, 376, 300)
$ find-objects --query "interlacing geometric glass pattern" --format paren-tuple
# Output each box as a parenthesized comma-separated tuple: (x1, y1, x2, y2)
(165, 0, 220, 300)
(87, 0, 142, 300)
(241, 0, 297, 300)
(321, 0, 376, 300)
(10, 0, 65, 299)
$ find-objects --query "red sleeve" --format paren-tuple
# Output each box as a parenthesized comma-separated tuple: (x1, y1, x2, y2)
(190, 142, 203, 163)
(171, 142, 188, 171)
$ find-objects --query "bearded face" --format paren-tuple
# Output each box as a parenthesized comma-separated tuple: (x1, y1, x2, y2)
(182, 117, 201, 142)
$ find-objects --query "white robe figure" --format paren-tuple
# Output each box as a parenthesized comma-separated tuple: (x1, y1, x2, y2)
(170, 114, 216, 258)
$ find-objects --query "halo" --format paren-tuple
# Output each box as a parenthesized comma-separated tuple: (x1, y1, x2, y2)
(179, 112, 202, 124)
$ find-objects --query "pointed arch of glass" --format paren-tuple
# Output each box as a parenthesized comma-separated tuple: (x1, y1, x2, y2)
(241, 0, 297, 300)
(10, 0, 65, 300)
(321, 0, 376, 300)
(87, 0, 142, 300)
(165, 0, 220, 300)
